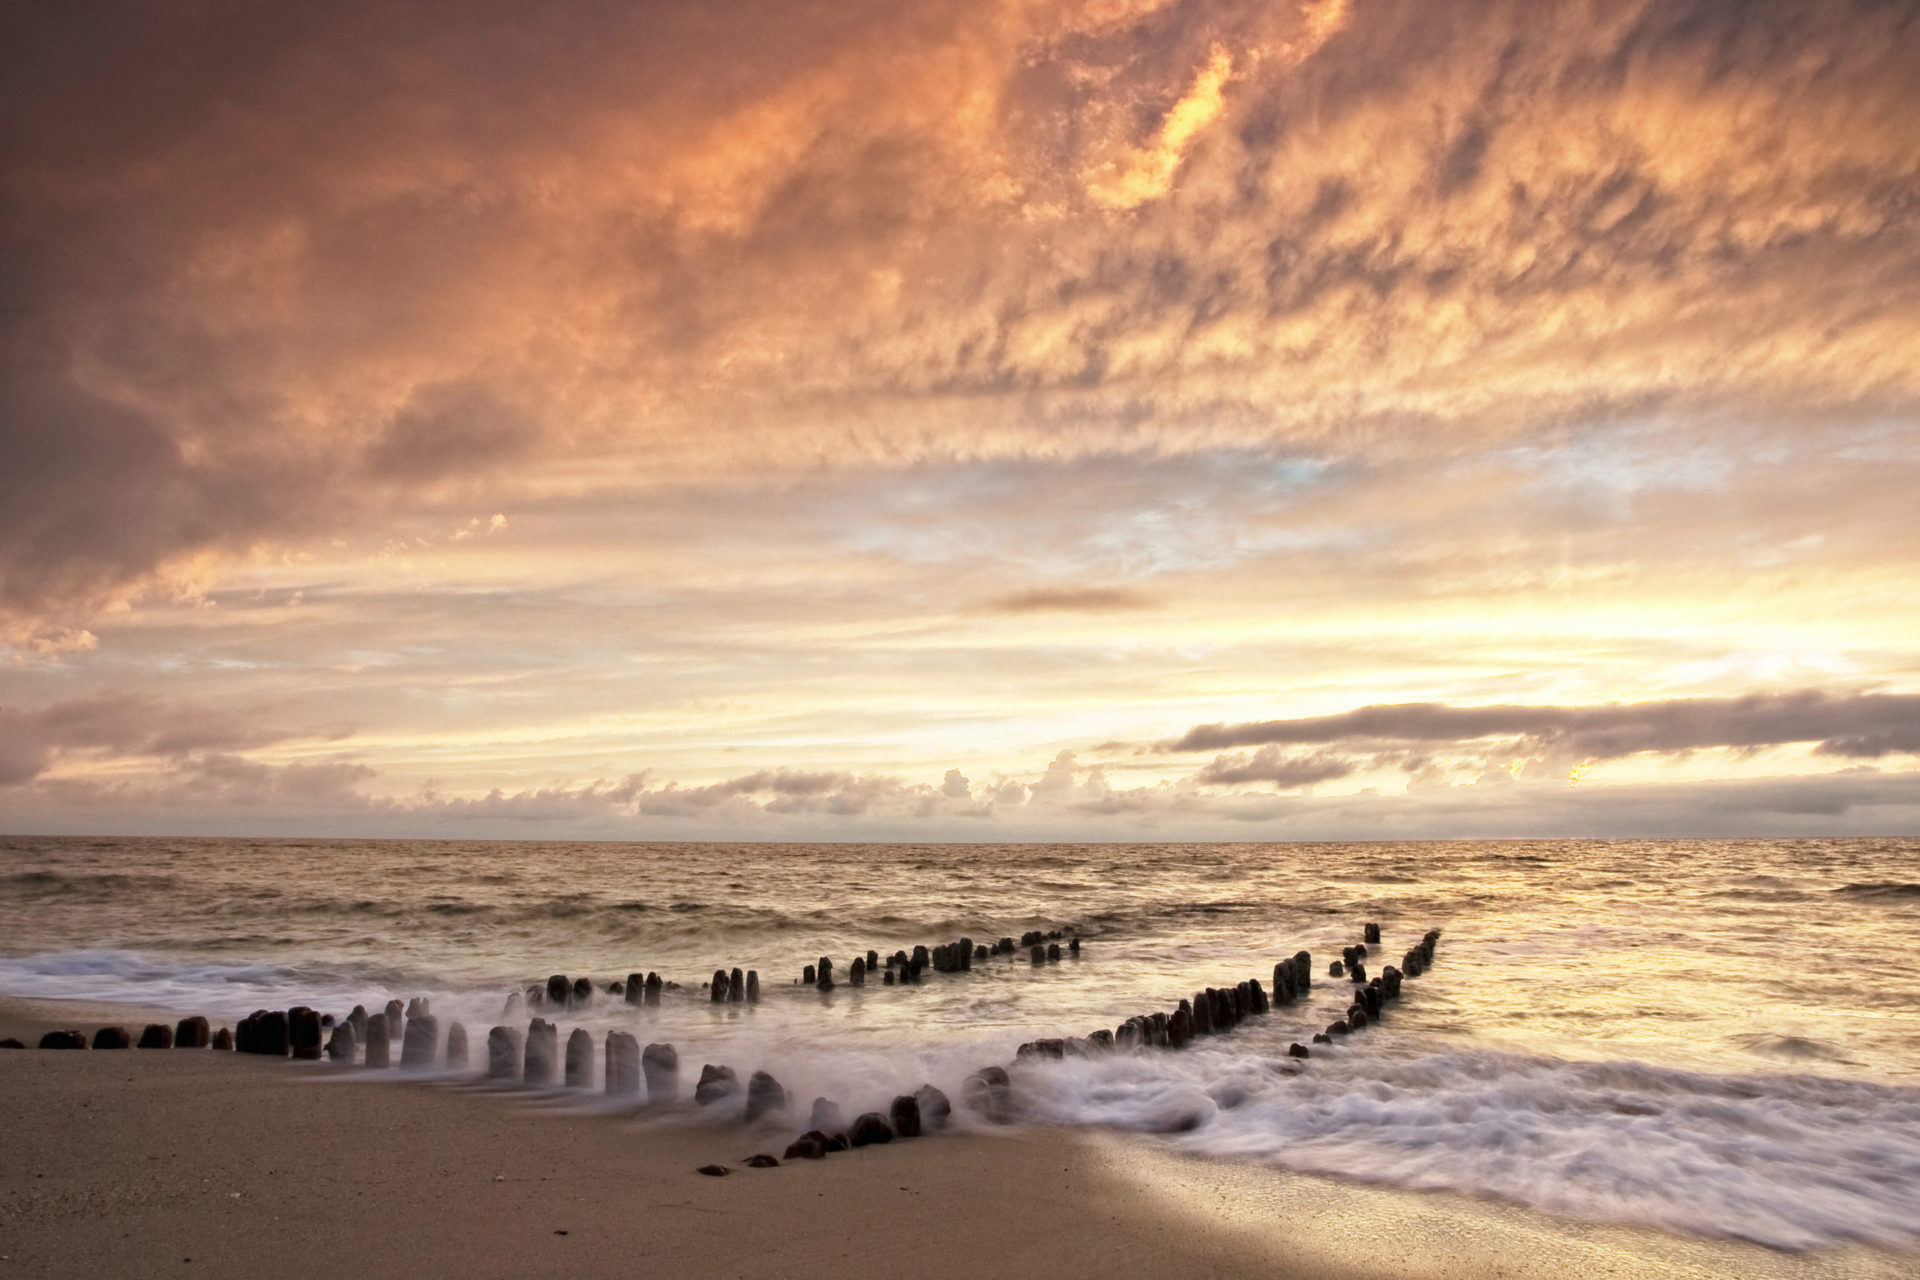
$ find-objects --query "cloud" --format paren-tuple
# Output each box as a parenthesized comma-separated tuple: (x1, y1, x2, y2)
(1085, 42, 1237, 210)
(0, 692, 347, 787)
(5, 0, 1917, 636)
(984, 586, 1157, 613)
(30, 754, 376, 811)
(1169, 691, 1920, 761)
(11, 747, 1916, 841)
(1195, 747, 1355, 789)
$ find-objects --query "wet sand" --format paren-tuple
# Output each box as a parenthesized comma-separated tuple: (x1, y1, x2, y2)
(2, 997, 1911, 1280)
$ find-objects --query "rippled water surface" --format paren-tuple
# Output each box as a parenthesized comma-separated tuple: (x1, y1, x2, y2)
(3, 835, 1918, 1250)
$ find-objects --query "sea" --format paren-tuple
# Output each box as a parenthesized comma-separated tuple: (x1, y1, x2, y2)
(2, 834, 1917, 1252)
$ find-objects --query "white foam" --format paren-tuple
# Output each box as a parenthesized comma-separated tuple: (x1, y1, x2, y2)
(1013, 1045, 1920, 1251)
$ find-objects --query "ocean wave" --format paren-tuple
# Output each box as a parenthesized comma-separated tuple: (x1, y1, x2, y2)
(1016, 1047, 1920, 1251)
(0, 869, 181, 900)
(1832, 882, 1920, 901)
(1730, 1032, 1858, 1065)
(0, 948, 373, 1015)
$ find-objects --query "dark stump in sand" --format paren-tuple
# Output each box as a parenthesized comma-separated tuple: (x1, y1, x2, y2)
(695, 1063, 739, 1106)
(625, 973, 644, 1005)
(242, 1010, 290, 1057)
(564, 1027, 594, 1086)
(645, 972, 662, 1006)
(1191, 992, 1213, 1036)
(746, 1070, 788, 1122)
(39, 1030, 87, 1049)
(546, 975, 571, 1008)
(710, 969, 730, 1004)
(523, 1018, 558, 1085)
(211, 1028, 233, 1051)
(364, 1013, 391, 1068)
(1168, 1005, 1192, 1049)
(0, 1039, 21, 1049)
(744, 1154, 779, 1168)
(784, 1133, 828, 1160)
(92, 1026, 131, 1049)
(571, 977, 592, 1007)
(889, 1094, 923, 1138)
(289, 1006, 323, 1060)
(642, 1042, 679, 1102)
(809, 1097, 846, 1133)
(326, 1022, 356, 1063)
(445, 1022, 468, 1070)
(487, 1025, 522, 1080)
(175, 1015, 210, 1049)
(138, 1023, 174, 1049)
(963, 1067, 1013, 1122)
(605, 1031, 640, 1096)
(849, 1113, 894, 1147)
(914, 1084, 952, 1130)
(729, 967, 745, 1002)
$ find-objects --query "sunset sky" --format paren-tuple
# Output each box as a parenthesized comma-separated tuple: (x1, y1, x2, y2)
(3, 0, 1918, 839)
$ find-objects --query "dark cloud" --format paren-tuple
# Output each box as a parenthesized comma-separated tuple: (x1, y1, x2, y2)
(359, 381, 535, 483)
(3, 0, 1915, 635)
(0, 693, 349, 787)
(1169, 691, 1920, 760)
(1195, 747, 1356, 789)
(984, 587, 1157, 613)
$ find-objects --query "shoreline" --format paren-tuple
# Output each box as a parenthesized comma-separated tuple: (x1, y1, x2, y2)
(4, 995, 1915, 1279)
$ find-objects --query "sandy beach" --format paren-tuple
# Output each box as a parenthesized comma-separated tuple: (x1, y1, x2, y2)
(3, 997, 1911, 1280)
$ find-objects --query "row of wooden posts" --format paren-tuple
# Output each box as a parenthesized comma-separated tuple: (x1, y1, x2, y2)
(9, 920, 1445, 1170)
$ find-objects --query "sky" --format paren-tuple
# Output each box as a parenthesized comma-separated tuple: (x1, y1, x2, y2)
(2, 0, 1918, 840)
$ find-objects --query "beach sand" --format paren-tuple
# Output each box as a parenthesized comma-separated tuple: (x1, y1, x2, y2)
(2, 998, 1910, 1280)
